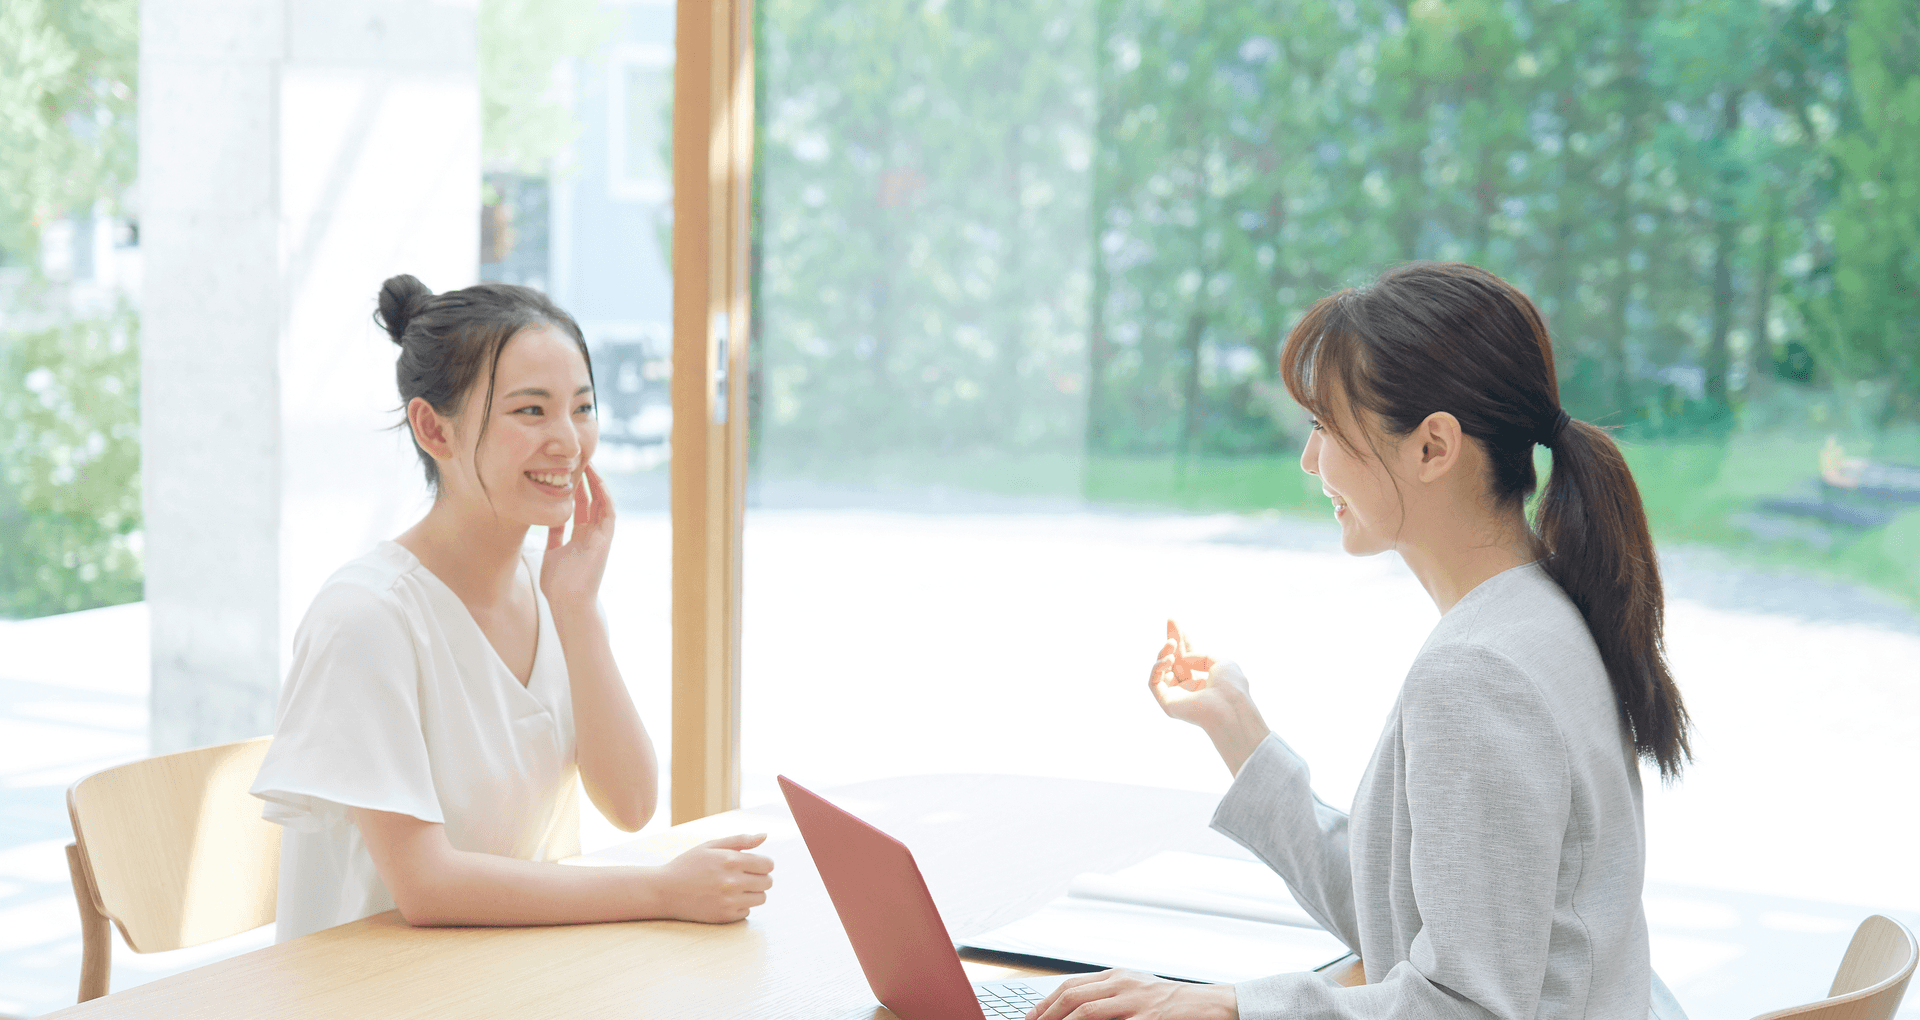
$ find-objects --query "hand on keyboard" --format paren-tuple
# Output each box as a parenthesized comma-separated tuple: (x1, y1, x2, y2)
(1022, 969, 1238, 1020)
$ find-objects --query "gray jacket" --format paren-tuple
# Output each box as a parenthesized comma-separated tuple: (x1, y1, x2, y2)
(1213, 562, 1685, 1020)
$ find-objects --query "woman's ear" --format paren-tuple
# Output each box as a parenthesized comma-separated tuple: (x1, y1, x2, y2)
(407, 397, 456, 462)
(1413, 411, 1463, 483)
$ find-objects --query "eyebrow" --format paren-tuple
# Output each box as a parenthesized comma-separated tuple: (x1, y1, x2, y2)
(502, 385, 594, 399)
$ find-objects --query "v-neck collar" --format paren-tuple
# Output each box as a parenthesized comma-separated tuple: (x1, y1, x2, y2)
(381, 540, 550, 699)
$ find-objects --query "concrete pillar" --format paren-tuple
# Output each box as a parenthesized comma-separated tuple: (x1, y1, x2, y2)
(141, 0, 478, 752)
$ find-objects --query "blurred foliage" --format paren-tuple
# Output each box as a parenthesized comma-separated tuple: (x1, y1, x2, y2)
(480, 0, 619, 174)
(0, 308, 143, 617)
(0, 0, 139, 618)
(755, 0, 1920, 463)
(1803, 0, 1920, 424)
(756, 1, 1095, 462)
(0, 0, 137, 262)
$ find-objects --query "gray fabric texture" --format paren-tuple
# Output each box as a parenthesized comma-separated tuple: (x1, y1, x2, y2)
(1212, 561, 1682, 1020)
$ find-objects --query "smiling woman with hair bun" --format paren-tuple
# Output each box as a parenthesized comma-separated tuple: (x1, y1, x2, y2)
(248, 275, 774, 939)
(1030, 262, 1691, 1020)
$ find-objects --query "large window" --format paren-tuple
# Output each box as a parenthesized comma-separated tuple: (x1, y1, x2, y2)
(741, 5, 1920, 1020)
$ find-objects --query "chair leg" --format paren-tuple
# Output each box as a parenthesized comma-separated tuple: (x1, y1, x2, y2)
(65, 842, 111, 1002)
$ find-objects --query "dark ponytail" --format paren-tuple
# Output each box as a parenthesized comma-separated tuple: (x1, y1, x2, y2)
(1281, 262, 1691, 779)
(1535, 418, 1690, 778)
(373, 274, 594, 491)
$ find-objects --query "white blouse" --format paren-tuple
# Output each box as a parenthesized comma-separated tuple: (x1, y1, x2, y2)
(251, 541, 578, 941)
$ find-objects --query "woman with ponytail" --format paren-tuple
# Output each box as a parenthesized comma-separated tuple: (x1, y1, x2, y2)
(1029, 263, 1690, 1020)
(249, 276, 772, 940)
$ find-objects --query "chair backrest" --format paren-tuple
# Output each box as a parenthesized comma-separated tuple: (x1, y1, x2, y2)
(67, 737, 280, 953)
(1752, 915, 1917, 1020)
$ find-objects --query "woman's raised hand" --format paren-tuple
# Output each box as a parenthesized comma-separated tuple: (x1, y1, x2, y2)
(1148, 620, 1247, 724)
(540, 463, 614, 613)
(1147, 620, 1269, 777)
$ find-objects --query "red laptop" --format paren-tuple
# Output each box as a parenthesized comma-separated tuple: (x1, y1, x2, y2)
(779, 776, 1074, 1020)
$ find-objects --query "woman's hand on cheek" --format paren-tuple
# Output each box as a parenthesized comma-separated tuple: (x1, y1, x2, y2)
(1025, 970, 1238, 1020)
(539, 463, 615, 612)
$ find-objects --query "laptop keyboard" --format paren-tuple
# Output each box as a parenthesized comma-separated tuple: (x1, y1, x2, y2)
(974, 982, 1046, 1019)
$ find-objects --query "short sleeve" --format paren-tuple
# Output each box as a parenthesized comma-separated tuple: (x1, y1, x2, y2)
(251, 583, 445, 831)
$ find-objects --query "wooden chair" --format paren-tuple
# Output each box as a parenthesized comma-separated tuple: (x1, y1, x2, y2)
(1752, 915, 1917, 1020)
(65, 737, 280, 1002)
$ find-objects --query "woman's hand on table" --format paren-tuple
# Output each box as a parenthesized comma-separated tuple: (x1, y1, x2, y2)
(1147, 620, 1271, 777)
(1025, 969, 1237, 1020)
(648, 833, 775, 923)
(540, 462, 614, 616)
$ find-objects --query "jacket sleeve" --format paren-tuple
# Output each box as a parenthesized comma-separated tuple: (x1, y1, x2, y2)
(1210, 732, 1364, 952)
(1226, 644, 1574, 1020)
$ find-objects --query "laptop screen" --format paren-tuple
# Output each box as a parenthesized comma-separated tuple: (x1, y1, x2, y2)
(779, 775, 986, 1020)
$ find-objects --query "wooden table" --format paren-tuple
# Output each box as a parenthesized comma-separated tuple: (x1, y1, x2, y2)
(45, 775, 1258, 1020)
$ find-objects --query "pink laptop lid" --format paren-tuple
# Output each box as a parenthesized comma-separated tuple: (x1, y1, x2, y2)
(779, 775, 985, 1020)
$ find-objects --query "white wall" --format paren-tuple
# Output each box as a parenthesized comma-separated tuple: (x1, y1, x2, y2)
(141, 0, 478, 752)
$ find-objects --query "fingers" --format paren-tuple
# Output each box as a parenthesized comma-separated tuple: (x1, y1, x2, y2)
(571, 463, 592, 523)
(703, 832, 768, 852)
(730, 851, 775, 875)
(546, 523, 564, 551)
(1028, 970, 1111, 1020)
(1173, 654, 1216, 690)
(1031, 970, 1175, 1020)
(584, 463, 615, 523)
(1148, 650, 1174, 686)
(1155, 620, 1200, 683)
(1156, 653, 1212, 688)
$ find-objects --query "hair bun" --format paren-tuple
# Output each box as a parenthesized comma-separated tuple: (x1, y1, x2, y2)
(376, 274, 434, 345)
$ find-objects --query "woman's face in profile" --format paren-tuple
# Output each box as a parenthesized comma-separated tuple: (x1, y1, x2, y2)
(1300, 396, 1407, 558)
(448, 324, 599, 528)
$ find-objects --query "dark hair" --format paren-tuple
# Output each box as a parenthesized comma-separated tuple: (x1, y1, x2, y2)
(375, 274, 594, 492)
(1281, 262, 1691, 779)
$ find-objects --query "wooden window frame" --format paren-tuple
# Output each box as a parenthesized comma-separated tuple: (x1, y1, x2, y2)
(669, 0, 754, 823)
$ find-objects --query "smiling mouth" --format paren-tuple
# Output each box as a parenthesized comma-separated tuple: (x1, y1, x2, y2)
(526, 470, 574, 490)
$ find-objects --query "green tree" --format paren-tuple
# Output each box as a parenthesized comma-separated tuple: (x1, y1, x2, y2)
(479, 0, 618, 173)
(0, 0, 139, 618)
(756, 0, 1094, 463)
(0, 309, 143, 616)
(0, 0, 136, 262)
(755, 0, 1908, 461)
(1807, 0, 1920, 421)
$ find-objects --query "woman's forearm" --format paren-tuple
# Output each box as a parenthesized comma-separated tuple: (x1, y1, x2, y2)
(551, 602, 658, 832)
(356, 808, 772, 927)
(355, 805, 661, 925)
(401, 849, 665, 926)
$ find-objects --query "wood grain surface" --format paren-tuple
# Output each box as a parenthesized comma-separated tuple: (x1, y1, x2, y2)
(43, 774, 1261, 1020)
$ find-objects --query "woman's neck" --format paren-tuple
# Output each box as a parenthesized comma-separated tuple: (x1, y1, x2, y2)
(1397, 506, 1536, 615)
(394, 498, 531, 608)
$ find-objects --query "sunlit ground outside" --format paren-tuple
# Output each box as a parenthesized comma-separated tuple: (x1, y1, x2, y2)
(8, 466, 1913, 1017)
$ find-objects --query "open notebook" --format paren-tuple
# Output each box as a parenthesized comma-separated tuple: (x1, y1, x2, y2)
(960, 851, 1352, 984)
